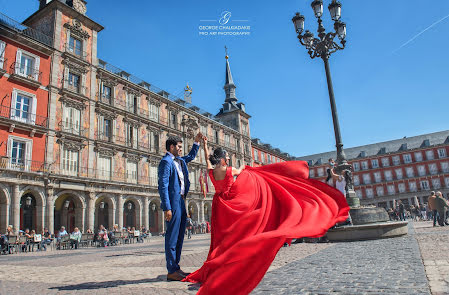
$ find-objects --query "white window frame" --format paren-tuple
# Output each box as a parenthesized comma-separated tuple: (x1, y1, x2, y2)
(384, 170, 393, 181)
(15, 48, 40, 81)
(403, 154, 412, 163)
(353, 175, 360, 185)
(149, 101, 159, 122)
(409, 181, 417, 192)
(381, 157, 390, 167)
(392, 156, 400, 165)
(417, 165, 426, 176)
(371, 159, 379, 168)
(363, 173, 371, 185)
(374, 172, 382, 183)
(7, 135, 32, 171)
(398, 183, 406, 193)
(126, 160, 138, 183)
(420, 180, 430, 191)
(438, 148, 447, 158)
(414, 152, 423, 162)
(62, 104, 81, 135)
(60, 147, 79, 176)
(406, 167, 414, 178)
(387, 185, 395, 195)
(0, 40, 5, 69)
(353, 162, 360, 171)
(317, 168, 324, 177)
(426, 150, 435, 160)
(376, 186, 384, 196)
(150, 165, 158, 186)
(11, 89, 37, 125)
(442, 162, 449, 173)
(98, 155, 112, 181)
(309, 169, 315, 178)
(428, 163, 438, 175)
(366, 188, 374, 198)
(361, 161, 368, 170)
(395, 168, 403, 180)
(445, 177, 449, 188)
(431, 178, 441, 189)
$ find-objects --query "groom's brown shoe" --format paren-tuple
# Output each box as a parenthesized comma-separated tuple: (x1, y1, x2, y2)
(177, 269, 190, 277)
(167, 271, 185, 281)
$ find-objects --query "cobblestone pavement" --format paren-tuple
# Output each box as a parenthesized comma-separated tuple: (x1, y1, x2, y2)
(414, 222, 449, 295)
(0, 222, 447, 294)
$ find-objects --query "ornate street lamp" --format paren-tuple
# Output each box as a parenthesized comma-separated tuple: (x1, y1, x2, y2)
(64, 200, 70, 209)
(292, 0, 359, 208)
(151, 203, 156, 212)
(25, 196, 32, 207)
(100, 201, 105, 209)
(127, 202, 133, 211)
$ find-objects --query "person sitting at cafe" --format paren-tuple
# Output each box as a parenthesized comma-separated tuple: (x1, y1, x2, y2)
(70, 227, 82, 249)
(6, 225, 14, 237)
(40, 228, 52, 251)
(98, 225, 109, 247)
(56, 226, 68, 241)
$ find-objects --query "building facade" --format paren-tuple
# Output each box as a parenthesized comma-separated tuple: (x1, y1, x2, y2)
(251, 138, 293, 167)
(0, 0, 252, 235)
(297, 130, 449, 208)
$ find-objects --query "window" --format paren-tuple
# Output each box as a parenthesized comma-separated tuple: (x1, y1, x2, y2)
(398, 183, 406, 193)
(224, 134, 230, 148)
(254, 150, 259, 162)
(126, 124, 138, 148)
(11, 89, 37, 125)
(426, 150, 434, 160)
(355, 190, 363, 198)
(150, 166, 158, 186)
(353, 175, 360, 185)
(374, 172, 382, 183)
(149, 102, 159, 122)
(442, 162, 449, 173)
(414, 152, 423, 162)
(67, 71, 81, 93)
(261, 152, 265, 163)
(353, 162, 360, 171)
(68, 35, 82, 57)
(126, 161, 137, 183)
(403, 154, 412, 163)
(98, 116, 112, 141)
(361, 161, 368, 170)
(0, 40, 5, 69)
(126, 93, 137, 114)
(392, 156, 400, 165)
(432, 178, 441, 189)
(62, 105, 81, 135)
(149, 131, 159, 153)
(376, 186, 384, 196)
(409, 181, 417, 192)
(15, 48, 40, 80)
(101, 84, 112, 103)
(98, 156, 111, 180)
(200, 125, 207, 137)
(241, 122, 248, 136)
(420, 180, 430, 191)
(387, 185, 395, 195)
(268, 154, 272, 164)
(384, 170, 393, 181)
(428, 163, 438, 175)
(7, 136, 32, 170)
(317, 168, 324, 177)
(244, 143, 249, 155)
(395, 168, 403, 180)
(236, 139, 240, 152)
(309, 169, 315, 178)
(381, 157, 390, 167)
(215, 130, 219, 144)
(363, 173, 371, 184)
(366, 188, 374, 198)
(371, 159, 379, 168)
(417, 165, 426, 176)
(438, 148, 447, 158)
(445, 177, 449, 188)
(61, 148, 78, 176)
(406, 167, 414, 178)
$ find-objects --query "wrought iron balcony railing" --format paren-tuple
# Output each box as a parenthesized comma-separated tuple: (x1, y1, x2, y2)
(96, 92, 113, 105)
(0, 104, 48, 128)
(0, 12, 53, 47)
(63, 79, 87, 96)
(10, 62, 42, 83)
(0, 156, 49, 174)
(58, 120, 87, 137)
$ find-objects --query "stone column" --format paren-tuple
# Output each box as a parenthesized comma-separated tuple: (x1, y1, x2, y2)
(200, 199, 205, 223)
(46, 188, 54, 234)
(143, 197, 149, 231)
(12, 184, 20, 235)
(117, 195, 124, 230)
(87, 191, 95, 232)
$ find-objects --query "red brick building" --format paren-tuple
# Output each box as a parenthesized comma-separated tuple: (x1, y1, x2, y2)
(297, 130, 449, 208)
(0, 12, 53, 231)
(251, 138, 293, 167)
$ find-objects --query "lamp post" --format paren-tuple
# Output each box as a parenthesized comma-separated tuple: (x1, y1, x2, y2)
(292, 0, 359, 208)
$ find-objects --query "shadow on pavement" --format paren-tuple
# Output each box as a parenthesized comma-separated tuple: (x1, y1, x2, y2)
(49, 275, 167, 290)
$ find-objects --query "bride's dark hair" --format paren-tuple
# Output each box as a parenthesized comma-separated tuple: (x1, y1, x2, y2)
(209, 147, 228, 165)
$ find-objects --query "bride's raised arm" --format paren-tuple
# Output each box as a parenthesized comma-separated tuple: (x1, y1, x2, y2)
(232, 165, 245, 177)
(203, 136, 213, 170)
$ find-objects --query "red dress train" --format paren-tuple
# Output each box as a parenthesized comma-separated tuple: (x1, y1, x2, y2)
(183, 161, 349, 295)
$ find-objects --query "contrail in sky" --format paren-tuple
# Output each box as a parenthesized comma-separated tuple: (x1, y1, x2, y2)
(393, 13, 449, 54)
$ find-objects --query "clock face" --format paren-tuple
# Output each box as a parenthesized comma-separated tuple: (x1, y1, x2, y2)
(73, 0, 87, 14)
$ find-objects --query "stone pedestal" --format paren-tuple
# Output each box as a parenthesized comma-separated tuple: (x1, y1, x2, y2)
(350, 207, 389, 225)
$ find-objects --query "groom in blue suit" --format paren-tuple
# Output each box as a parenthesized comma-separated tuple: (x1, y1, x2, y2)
(158, 133, 202, 281)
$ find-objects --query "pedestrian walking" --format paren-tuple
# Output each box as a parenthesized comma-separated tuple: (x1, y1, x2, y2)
(428, 191, 438, 227)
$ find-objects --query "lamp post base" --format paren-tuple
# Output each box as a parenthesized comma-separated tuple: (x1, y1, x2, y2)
(346, 189, 360, 208)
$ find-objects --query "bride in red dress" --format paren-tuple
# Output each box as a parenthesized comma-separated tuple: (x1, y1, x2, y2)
(183, 137, 349, 294)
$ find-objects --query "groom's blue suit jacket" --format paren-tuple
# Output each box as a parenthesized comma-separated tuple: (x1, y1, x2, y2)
(158, 144, 199, 211)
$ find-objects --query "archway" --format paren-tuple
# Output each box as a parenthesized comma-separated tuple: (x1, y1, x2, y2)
(187, 201, 199, 222)
(0, 184, 10, 233)
(149, 199, 160, 234)
(20, 193, 36, 231)
(54, 192, 84, 234)
(123, 198, 141, 229)
(95, 195, 115, 230)
(204, 202, 212, 222)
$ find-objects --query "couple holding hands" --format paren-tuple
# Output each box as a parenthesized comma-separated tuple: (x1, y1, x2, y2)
(158, 132, 349, 295)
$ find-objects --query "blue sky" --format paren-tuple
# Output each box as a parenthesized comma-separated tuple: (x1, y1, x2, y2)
(1, 0, 448, 157)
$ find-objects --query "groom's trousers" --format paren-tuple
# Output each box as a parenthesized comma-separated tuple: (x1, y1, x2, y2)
(165, 196, 187, 273)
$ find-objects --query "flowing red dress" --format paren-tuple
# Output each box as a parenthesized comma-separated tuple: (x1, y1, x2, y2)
(183, 161, 349, 295)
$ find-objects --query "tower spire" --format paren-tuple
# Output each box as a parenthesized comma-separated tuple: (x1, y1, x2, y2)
(224, 46, 237, 102)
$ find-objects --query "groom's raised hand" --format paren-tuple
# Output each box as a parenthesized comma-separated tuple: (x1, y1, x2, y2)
(194, 132, 203, 143)
(164, 210, 172, 222)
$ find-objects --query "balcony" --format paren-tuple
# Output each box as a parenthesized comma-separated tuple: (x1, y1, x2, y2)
(58, 121, 87, 138)
(0, 104, 48, 129)
(0, 12, 52, 47)
(0, 156, 49, 174)
(95, 130, 113, 142)
(96, 92, 113, 105)
(62, 43, 88, 63)
(62, 79, 88, 100)
(9, 62, 42, 88)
